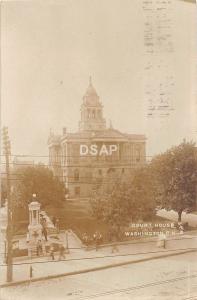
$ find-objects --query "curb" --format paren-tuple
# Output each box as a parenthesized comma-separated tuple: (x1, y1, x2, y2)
(1, 248, 197, 288)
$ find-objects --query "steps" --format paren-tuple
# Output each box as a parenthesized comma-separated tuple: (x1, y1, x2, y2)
(28, 241, 47, 257)
(40, 210, 57, 235)
(47, 226, 57, 235)
(28, 245, 37, 257)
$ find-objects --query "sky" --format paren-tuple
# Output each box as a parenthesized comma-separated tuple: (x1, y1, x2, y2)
(1, 0, 197, 163)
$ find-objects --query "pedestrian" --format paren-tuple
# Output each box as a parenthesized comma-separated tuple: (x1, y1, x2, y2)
(36, 240, 42, 256)
(43, 217, 47, 227)
(157, 232, 166, 248)
(55, 218, 60, 233)
(40, 215, 43, 226)
(41, 216, 48, 241)
(184, 222, 189, 231)
(49, 244, 55, 260)
(58, 244, 65, 260)
(162, 232, 167, 249)
(86, 235, 91, 251)
(95, 235, 99, 252)
(30, 265, 33, 279)
(111, 231, 119, 253)
(95, 232, 102, 251)
(82, 233, 88, 244)
(93, 232, 97, 250)
(179, 224, 184, 235)
(111, 243, 119, 253)
(52, 216, 56, 227)
(42, 227, 48, 241)
(99, 233, 103, 244)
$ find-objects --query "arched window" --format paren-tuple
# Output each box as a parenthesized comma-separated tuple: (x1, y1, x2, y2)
(92, 110, 95, 118)
(74, 169, 79, 181)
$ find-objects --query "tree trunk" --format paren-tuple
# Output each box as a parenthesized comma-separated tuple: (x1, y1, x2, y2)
(178, 209, 183, 222)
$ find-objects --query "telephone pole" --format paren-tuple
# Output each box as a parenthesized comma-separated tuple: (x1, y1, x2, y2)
(2, 126, 13, 282)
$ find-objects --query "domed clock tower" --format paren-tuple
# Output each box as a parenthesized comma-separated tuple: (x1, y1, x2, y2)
(79, 77, 106, 131)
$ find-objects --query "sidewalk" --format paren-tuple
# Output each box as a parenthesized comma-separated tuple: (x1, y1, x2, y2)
(0, 231, 197, 287)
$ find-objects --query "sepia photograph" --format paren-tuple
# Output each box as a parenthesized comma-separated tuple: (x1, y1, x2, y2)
(1, 0, 197, 299)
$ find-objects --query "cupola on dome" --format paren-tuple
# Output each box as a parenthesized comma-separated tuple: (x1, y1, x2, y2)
(83, 77, 99, 105)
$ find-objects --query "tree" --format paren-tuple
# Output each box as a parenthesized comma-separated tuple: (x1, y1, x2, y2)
(150, 141, 197, 222)
(12, 165, 65, 222)
(91, 166, 156, 232)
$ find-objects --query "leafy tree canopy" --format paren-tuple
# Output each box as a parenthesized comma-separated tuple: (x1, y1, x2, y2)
(150, 141, 197, 221)
(12, 165, 65, 210)
(91, 166, 156, 230)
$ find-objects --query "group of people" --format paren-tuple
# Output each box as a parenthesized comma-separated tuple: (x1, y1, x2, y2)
(39, 214, 61, 242)
(36, 240, 66, 261)
(37, 213, 63, 259)
(82, 231, 120, 253)
(82, 231, 103, 250)
(49, 243, 66, 261)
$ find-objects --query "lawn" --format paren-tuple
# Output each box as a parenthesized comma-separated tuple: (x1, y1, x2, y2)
(45, 200, 178, 244)
(45, 199, 110, 238)
(13, 199, 182, 243)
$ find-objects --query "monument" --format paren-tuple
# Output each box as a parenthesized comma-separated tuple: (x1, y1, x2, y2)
(27, 194, 46, 257)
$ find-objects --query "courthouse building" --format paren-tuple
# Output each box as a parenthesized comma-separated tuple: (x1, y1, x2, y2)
(48, 79, 146, 198)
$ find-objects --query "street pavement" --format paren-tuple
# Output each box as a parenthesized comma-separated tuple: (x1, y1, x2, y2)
(1, 251, 197, 300)
(0, 230, 196, 286)
(157, 209, 197, 227)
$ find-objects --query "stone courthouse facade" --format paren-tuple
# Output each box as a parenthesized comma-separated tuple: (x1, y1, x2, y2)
(48, 79, 146, 198)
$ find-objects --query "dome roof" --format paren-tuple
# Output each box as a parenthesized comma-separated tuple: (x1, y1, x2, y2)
(84, 77, 98, 96)
(83, 77, 100, 105)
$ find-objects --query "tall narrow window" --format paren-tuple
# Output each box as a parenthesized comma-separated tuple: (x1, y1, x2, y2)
(98, 110, 101, 118)
(98, 169, 102, 176)
(88, 109, 91, 119)
(135, 147, 140, 162)
(75, 187, 80, 196)
(74, 169, 79, 181)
